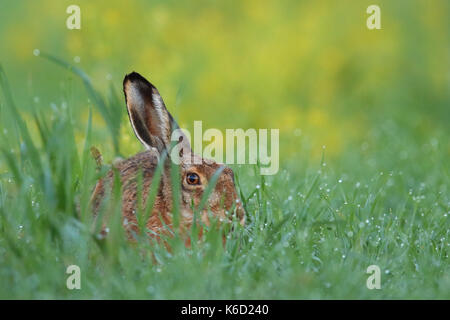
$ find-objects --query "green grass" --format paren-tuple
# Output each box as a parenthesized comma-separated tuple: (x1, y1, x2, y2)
(0, 55, 449, 299)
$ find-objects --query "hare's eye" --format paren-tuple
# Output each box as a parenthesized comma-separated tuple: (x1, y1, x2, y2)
(186, 173, 200, 185)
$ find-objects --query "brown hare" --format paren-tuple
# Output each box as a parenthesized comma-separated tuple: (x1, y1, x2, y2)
(91, 72, 245, 241)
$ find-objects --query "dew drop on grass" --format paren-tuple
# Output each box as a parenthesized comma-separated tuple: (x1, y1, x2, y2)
(73, 56, 81, 63)
(33, 49, 40, 56)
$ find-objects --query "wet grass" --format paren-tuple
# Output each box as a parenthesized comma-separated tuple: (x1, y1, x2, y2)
(0, 59, 448, 299)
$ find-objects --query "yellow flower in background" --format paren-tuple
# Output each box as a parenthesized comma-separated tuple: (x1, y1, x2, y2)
(0, 0, 447, 165)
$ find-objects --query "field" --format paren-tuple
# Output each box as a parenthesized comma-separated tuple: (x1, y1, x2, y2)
(0, 0, 448, 299)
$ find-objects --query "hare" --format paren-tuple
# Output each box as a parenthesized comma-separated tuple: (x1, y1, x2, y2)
(90, 72, 245, 240)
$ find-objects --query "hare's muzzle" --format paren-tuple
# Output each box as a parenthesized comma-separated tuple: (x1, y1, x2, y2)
(218, 166, 246, 225)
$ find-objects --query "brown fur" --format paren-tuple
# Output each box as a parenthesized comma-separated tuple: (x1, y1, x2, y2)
(90, 72, 245, 242)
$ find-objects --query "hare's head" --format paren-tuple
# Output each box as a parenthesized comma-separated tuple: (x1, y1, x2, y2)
(122, 72, 245, 227)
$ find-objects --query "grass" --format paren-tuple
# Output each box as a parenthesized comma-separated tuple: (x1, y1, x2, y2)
(0, 56, 448, 299)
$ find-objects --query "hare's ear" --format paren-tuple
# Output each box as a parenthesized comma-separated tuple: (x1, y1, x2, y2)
(123, 72, 181, 153)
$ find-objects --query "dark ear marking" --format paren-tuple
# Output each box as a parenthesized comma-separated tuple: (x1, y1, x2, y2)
(123, 71, 192, 155)
(123, 72, 170, 151)
(128, 107, 154, 147)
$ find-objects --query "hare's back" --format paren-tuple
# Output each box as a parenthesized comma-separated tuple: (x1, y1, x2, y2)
(114, 150, 160, 183)
(90, 149, 164, 236)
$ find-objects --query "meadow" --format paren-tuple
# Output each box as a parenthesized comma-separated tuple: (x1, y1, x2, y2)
(0, 0, 448, 299)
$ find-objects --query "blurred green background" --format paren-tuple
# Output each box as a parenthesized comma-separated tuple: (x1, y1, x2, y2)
(0, 0, 449, 299)
(0, 0, 448, 161)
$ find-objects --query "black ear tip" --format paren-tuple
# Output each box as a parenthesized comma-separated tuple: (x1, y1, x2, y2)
(123, 71, 154, 89)
(124, 71, 142, 82)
